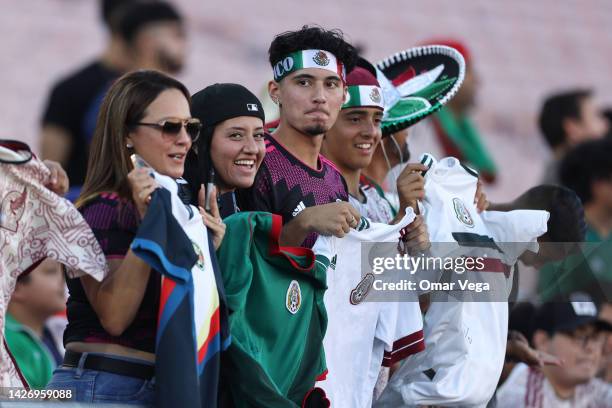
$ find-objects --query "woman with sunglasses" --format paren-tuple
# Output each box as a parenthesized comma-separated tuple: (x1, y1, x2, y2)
(46, 70, 225, 404)
(183, 83, 265, 218)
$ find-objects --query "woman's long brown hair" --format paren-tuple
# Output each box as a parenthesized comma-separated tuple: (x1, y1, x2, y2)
(76, 70, 191, 208)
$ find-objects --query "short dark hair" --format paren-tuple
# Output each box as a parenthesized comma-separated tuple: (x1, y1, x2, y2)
(538, 89, 592, 149)
(115, 1, 182, 44)
(512, 185, 586, 243)
(101, 0, 140, 31)
(560, 138, 612, 205)
(268, 25, 358, 76)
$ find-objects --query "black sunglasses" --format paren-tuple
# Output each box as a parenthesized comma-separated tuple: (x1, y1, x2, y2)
(132, 118, 202, 143)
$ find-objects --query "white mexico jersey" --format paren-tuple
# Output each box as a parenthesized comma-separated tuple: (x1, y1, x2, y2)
(314, 209, 425, 408)
(377, 156, 549, 408)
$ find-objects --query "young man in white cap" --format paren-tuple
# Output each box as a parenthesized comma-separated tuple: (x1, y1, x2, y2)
(497, 294, 612, 407)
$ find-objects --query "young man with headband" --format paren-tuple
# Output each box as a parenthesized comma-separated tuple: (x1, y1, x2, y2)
(322, 58, 427, 229)
(238, 26, 361, 248)
(318, 58, 429, 406)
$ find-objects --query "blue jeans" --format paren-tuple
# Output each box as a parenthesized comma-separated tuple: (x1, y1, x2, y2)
(46, 352, 155, 405)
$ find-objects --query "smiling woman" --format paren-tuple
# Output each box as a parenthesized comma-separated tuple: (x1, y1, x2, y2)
(44, 70, 224, 405)
(183, 83, 266, 219)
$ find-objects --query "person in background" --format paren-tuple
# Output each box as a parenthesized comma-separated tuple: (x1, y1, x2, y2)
(5, 259, 66, 389)
(489, 185, 586, 389)
(538, 89, 609, 185)
(486, 184, 586, 302)
(496, 294, 612, 407)
(538, 138, 612, 301)
(40, 0, 186, 201)
(183, 83, 266, 218)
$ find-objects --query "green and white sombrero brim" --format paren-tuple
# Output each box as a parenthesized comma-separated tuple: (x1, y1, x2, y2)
(376, 45, 465, 136)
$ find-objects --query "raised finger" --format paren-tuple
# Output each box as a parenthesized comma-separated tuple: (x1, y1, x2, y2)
(477, 195, 489, 213)
(474, 179, 483, 203)
(198, 184, 207, 209)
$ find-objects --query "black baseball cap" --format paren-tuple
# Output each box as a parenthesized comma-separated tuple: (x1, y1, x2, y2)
(534, 293, 612, 334)
(191, 83, 265, 128)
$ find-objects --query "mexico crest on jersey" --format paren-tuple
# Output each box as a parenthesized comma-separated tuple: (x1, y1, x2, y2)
(286, 280, 302, 314)
(313, 51, 330, 66)
(350, 273, 375, 305)
(191, 241, 205, 270)
(452, 197, 474, 228)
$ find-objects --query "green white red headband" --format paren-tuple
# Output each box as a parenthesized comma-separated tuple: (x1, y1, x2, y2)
(343, 85, 384, 110)
(272, 49, 346, 82)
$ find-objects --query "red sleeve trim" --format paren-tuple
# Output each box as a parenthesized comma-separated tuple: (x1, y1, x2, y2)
(382, 329, 425, 367)
(315, 369, 328, 381)
(475, 257, 512, 277)
(268, 213, 315, 272)
(391, 329, 424, 350)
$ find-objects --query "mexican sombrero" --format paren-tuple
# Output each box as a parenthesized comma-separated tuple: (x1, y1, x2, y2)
(376, 45, 465, 136)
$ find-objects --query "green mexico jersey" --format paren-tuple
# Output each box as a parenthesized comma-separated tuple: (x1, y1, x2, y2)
(217, 212, 331, 407)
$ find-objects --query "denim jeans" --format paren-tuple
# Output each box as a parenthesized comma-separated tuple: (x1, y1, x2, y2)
(46, 352, 155, 405)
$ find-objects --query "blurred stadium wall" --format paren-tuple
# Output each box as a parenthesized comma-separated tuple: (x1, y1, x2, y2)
(2, 0, 612, 201)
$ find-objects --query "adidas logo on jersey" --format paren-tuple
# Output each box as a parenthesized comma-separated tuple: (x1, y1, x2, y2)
(292, 201, 306, 217)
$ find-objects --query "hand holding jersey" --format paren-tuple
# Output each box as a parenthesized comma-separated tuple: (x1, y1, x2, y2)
(395, 163, 427, 214)
(314, 209, 425, 408)
(127, 167, 160, 219)
(398, 215, 430, 254)
(283, 201, 362, 245)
